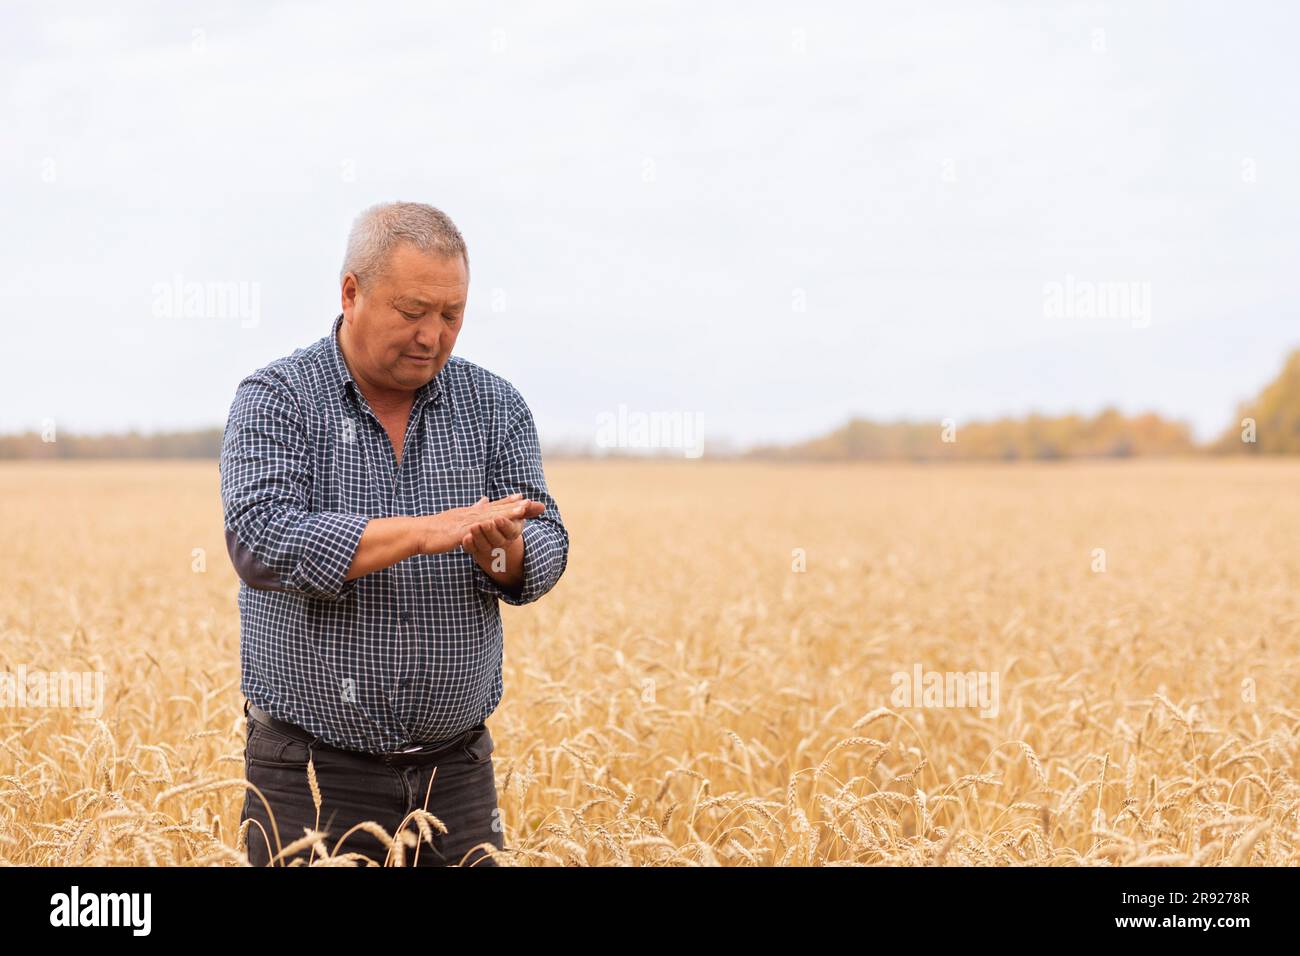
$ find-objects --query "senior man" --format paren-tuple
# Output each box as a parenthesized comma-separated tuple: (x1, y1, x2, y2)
(220, 201, 568, 867)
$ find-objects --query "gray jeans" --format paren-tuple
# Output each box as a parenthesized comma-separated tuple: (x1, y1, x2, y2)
(239, 713, 505, 867)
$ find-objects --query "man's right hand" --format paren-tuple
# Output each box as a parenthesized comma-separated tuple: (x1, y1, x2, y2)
(418, 493, 546, 555)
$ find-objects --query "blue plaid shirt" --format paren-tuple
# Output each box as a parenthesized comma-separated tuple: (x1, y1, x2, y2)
(219, 313, 568, 753)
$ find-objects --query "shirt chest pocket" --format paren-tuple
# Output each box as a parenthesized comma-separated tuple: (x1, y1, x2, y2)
(415, 406, 488, 511)
(421, 464, 487, 514)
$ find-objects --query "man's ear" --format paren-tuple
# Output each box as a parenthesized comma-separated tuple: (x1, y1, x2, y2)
(341, 273, 360, 316)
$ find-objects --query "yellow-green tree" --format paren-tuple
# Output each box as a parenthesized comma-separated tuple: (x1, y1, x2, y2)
(1214, 349, 1300, 454)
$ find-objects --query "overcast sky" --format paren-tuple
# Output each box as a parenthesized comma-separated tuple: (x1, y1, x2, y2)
(3, 1, 1297, 449)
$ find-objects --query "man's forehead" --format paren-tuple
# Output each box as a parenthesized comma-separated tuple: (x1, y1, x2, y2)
(380, 242, 466, 283)
(388, 242, 466, 274)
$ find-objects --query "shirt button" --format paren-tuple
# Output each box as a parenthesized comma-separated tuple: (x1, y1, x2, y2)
(400, 611, 412, 623)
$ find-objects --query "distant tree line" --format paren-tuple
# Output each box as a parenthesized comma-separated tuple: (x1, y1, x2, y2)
(0, 428, 224, 460)
(2, 350, 1296, 461)
(745, 408, 1197, 461)
(745, 349, 1300, 461)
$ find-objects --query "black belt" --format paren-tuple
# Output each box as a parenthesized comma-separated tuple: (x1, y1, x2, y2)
(244, 699, 485, 766)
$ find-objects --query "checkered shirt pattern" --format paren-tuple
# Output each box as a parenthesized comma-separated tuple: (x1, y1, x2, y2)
(219, 313, 568, 753)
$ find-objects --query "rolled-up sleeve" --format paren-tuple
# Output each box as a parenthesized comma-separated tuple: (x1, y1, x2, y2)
(219, 373, 370, 601)
(472, 389, 569, 606)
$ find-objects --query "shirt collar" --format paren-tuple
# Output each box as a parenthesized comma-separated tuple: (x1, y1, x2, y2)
(328, 312, 447, 408)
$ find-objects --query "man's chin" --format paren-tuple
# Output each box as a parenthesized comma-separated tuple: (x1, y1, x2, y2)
(391, 364, 440, 390)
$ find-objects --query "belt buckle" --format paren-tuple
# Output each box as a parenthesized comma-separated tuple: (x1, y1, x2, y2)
(391, 732, 463, 758)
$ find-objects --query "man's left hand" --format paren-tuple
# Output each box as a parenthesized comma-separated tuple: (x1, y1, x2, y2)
(460, 494, 529, 559)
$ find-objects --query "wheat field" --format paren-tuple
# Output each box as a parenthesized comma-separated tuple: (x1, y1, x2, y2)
(1, 459, 1297, 865)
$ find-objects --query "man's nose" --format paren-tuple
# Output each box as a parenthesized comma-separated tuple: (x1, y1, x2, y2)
(412, 323, 439, 349)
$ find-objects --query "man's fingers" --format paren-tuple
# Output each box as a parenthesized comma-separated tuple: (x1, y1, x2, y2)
(460, 495, 542, 532)
(462, 513, 521, 555)
(472, 521, 503, 552)
(490, 498, 543, 517)
(481, 517, 510, 549)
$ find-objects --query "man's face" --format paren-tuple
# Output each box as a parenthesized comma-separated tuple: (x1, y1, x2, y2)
(340, 242, 468, 392)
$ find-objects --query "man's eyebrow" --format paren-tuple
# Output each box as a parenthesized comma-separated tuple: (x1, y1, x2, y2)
(392, 296, 466, 311)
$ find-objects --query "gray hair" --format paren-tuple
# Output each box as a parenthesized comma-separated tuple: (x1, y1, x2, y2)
(339, 201, 469, 287)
